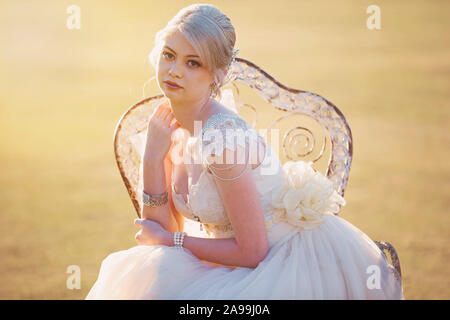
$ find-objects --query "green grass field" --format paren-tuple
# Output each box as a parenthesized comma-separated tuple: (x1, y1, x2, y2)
(0, 0, 448, 299)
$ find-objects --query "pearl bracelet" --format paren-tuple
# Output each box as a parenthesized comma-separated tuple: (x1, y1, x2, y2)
(173, 232, 187, 249)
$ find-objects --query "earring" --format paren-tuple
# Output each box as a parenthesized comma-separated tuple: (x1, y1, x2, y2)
(210, 81, 218, 98)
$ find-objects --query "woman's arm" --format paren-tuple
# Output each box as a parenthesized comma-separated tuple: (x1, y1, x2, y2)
(164, 154, 184, 232)
(140, 101, 181, 233)
(141, 156, 179, 234)
(165, 146, 270, 269)
(177, 235, 264, 269)
(161, 226, 266, 268)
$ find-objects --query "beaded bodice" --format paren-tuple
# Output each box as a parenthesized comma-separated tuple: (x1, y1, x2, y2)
(169, 112, 285, 238)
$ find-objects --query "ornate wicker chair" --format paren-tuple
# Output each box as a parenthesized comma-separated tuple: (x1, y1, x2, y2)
(113, 57, 402, 285)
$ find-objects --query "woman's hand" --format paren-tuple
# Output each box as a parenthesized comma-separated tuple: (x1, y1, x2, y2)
(134, 218, 172, 246)
(144, 100, 181, 162)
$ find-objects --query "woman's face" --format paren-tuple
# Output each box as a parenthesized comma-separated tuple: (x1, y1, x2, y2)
(156, 30, 214, 104)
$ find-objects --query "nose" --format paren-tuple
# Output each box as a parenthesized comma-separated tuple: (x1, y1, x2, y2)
(168, 60, 182, 78)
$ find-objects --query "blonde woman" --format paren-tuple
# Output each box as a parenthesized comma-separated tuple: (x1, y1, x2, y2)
(86, 4, 404, 299)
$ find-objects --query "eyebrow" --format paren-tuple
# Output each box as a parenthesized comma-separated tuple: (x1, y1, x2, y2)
(163, 46, 200, 58)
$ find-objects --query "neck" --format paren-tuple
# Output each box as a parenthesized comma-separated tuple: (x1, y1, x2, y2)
(168, 95, 216, 136)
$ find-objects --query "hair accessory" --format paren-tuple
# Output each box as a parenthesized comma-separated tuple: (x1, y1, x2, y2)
(142, 190, 168, 207)
(230, 48, 240, 65)
(173, 231, 187, 248)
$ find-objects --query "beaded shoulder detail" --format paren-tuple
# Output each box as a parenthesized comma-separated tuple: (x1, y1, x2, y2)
(199, 112, 261, 181)
(201, 112, 249, 134)
(200, 112, 259, 157)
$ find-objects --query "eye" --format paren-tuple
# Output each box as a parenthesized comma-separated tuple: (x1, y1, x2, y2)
(162, 51, 174, 59)
(188, 60, 201, 68)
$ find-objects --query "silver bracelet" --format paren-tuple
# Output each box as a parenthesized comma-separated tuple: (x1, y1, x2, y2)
(173, 232, 187, 249)
(142, 190, 168, 207)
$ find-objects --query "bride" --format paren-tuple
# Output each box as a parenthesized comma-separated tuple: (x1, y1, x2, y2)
(86, 4, 404, 299)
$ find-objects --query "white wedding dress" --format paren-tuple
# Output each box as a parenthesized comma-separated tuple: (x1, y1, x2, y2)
(86, 107, 404, 300)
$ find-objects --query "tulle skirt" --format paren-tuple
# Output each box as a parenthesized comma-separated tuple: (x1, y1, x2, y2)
(86, 214, 404, 300)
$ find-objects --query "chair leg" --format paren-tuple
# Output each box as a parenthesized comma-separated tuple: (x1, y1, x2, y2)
(374, 240, 402, 285)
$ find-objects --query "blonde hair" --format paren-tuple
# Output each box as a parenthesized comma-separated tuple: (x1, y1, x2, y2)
(148, 4, 237, 100)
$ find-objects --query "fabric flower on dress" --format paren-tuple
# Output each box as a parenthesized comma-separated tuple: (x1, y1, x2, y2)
(270, 160, 346, 230)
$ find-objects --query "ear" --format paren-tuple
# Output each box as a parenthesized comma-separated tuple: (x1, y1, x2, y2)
(216, 66, 228, 83)
(221, 66, 229, 77)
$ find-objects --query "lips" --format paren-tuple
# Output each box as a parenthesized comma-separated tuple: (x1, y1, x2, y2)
(164, 81, 182, 88)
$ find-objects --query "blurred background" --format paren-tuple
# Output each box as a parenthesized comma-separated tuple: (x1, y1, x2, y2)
(0, 0, 448, 299)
